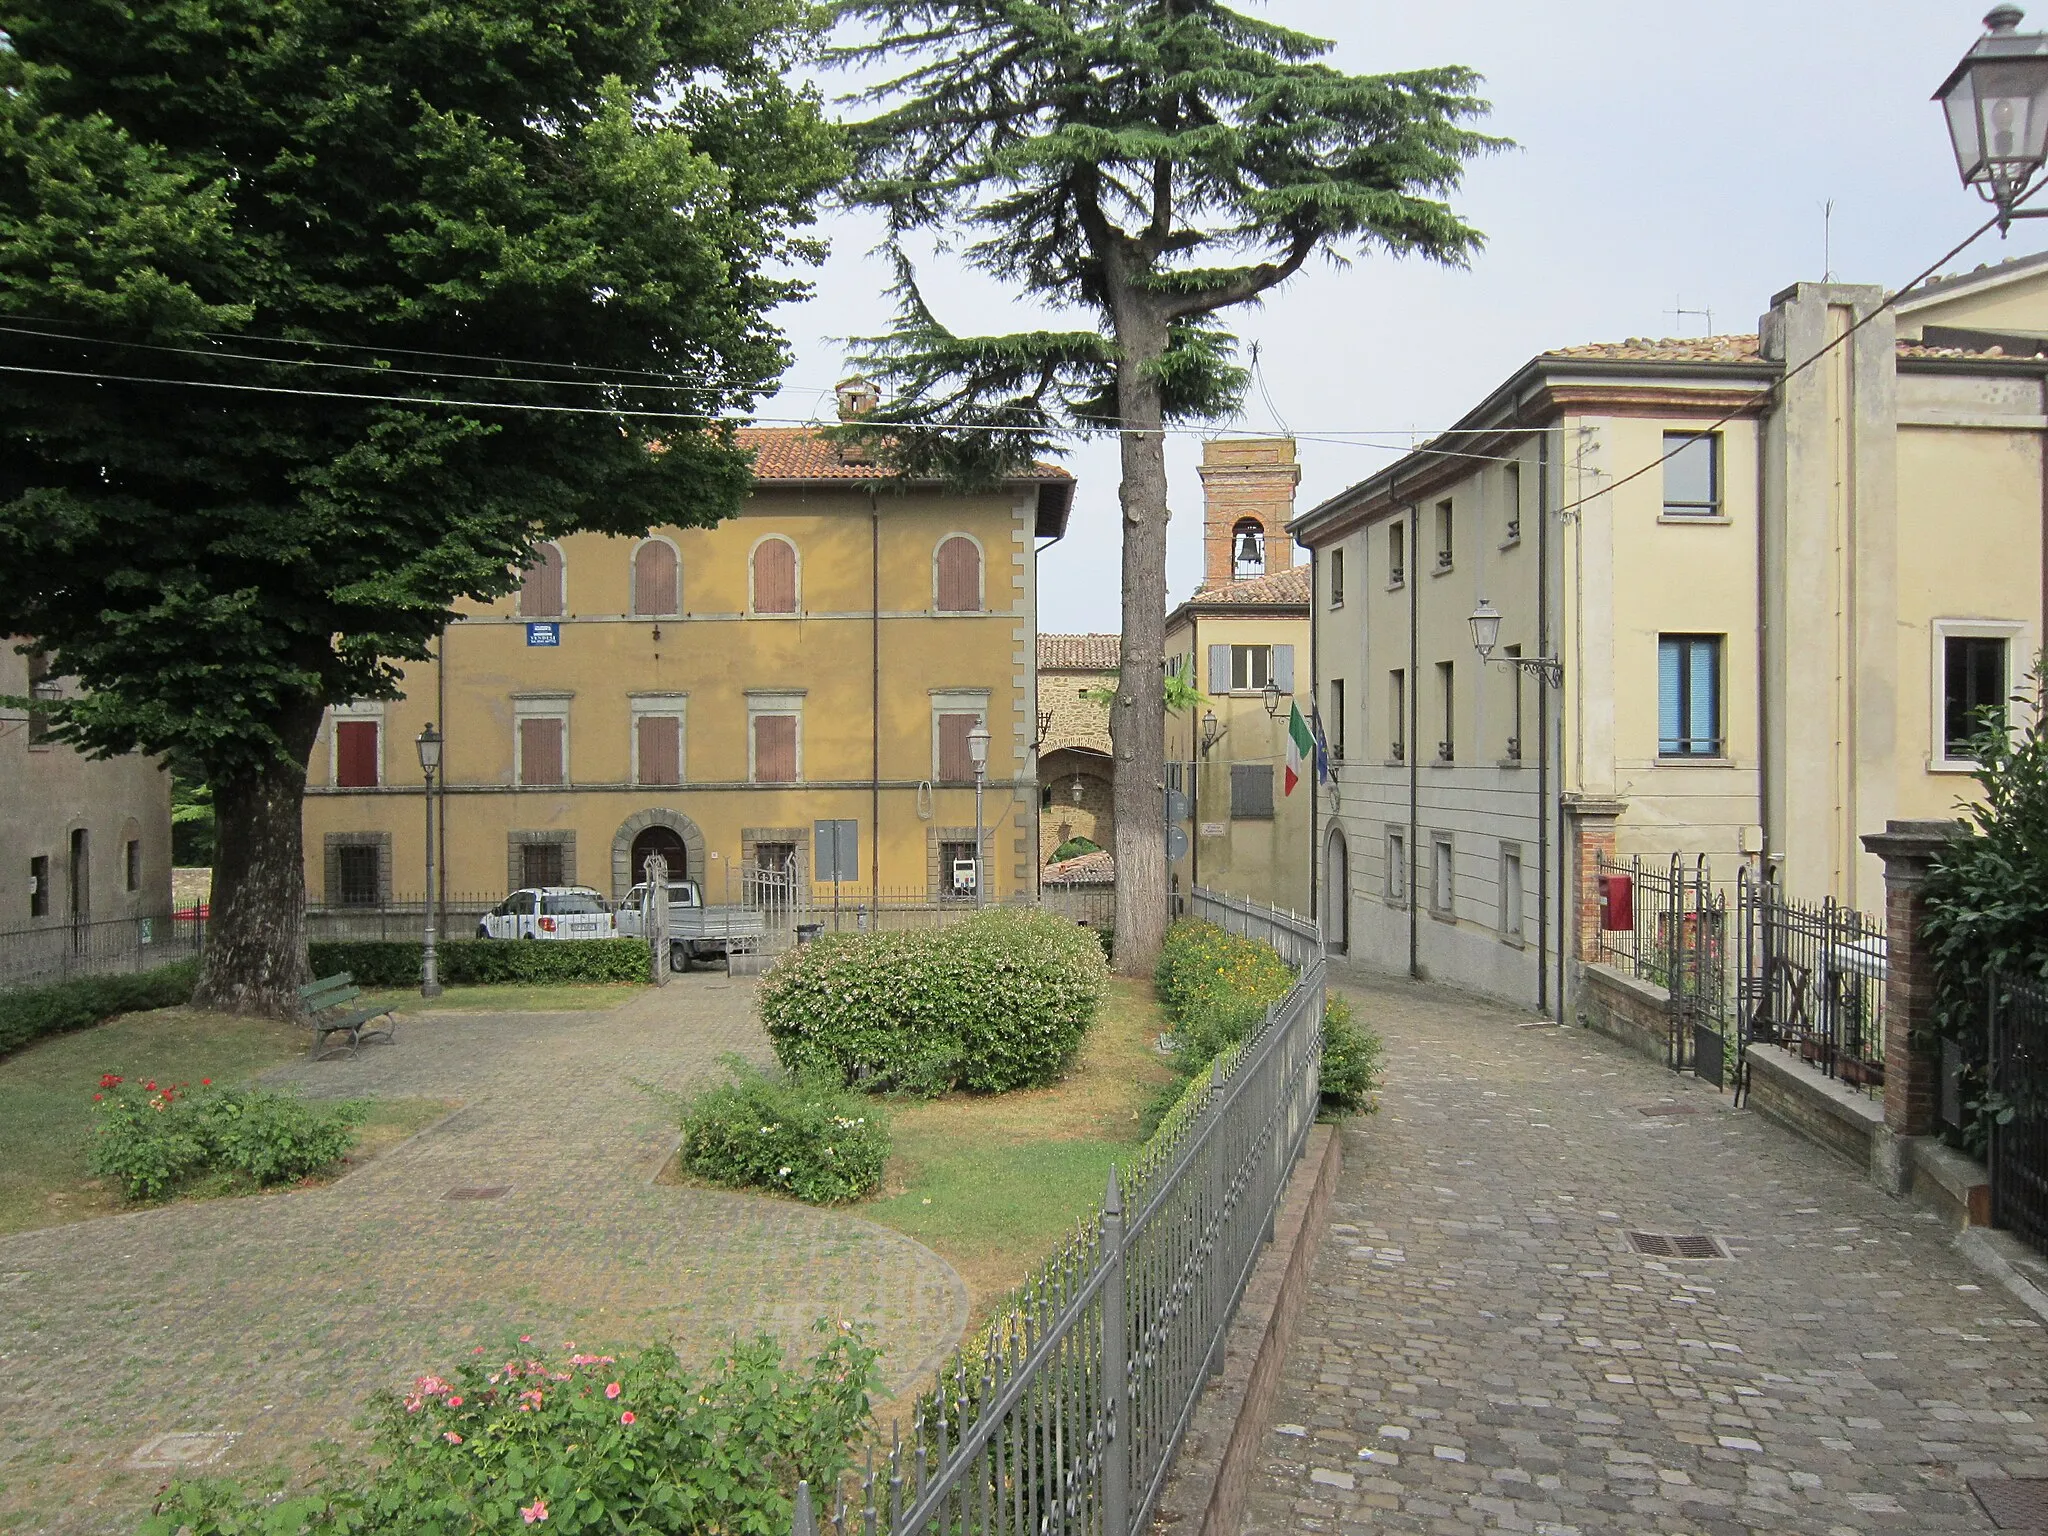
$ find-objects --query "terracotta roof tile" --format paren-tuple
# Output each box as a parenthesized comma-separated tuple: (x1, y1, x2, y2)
(1039, 633, 1122, 671)
(1543, 335, 1765, 364)
(1183, 564, 1312, 608)
(737, 426, 1071, 483)
(1042, 849, 1115, 885)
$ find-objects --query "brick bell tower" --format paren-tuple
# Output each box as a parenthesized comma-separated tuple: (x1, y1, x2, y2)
(1198, 437, 1299, 587)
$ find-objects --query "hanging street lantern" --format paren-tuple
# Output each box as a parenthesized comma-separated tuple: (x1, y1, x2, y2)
(1937, 7, 2048, 227)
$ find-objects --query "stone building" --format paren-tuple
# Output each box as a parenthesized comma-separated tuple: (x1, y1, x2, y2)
(1036, 632, 1119, 864)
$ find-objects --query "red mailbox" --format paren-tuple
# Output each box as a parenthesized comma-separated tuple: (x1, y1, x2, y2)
(1598, 872, 1633, 931)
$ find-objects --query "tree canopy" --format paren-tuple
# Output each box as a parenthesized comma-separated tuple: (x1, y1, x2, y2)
(0, 0, 841, 1011)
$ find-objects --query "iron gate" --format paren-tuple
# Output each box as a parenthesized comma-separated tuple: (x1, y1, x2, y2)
(1990, 970, 2048, 1258)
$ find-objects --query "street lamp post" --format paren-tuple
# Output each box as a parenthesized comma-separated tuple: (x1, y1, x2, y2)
(968, 720, 991, 907)
(1469, 598, 1564, 688)
(1937, 8, 2048, 230)
(415, 723, 444, 998)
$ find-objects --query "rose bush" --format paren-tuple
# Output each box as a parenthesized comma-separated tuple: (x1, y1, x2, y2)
(86, 1077, 366, 1201)
(678, 1058, 889, 1205)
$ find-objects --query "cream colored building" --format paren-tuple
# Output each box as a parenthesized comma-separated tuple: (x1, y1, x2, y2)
(1165, 439, 1314, 916)
(1292, 258, 2048, 1012)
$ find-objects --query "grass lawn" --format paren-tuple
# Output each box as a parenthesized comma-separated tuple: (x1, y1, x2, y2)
(0, 1005, 450, 1235)
(364, 982, 644, 1014)
(859, 977, 1176, 1317)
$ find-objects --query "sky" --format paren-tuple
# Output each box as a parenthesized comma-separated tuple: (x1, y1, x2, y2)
(756, 1, 2048, 633)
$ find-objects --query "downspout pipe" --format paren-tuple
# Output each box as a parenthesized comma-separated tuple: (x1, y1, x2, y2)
(1308, 547, 1319, 927)
(1407, 495, 1421, 982)
(870, 488, 881, 913)
(1537, 432, 1551, 1018)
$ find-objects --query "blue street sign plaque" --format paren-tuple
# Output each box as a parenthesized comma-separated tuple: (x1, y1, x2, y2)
(526, 622, 560, 647)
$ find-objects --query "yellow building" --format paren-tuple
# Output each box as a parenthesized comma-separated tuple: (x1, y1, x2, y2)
(300, 422, 1074, 914)
(1292, 256, 2048, 1012)
(1164, 439, 1314, 915)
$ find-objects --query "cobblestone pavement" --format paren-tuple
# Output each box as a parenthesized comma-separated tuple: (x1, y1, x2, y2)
(0, 977, 967, 1535)
(1242, 964, 2048, 1535)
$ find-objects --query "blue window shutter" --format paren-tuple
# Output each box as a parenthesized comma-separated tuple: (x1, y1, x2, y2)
(1690, 640, 1718, 752)
(1658, 638, 1682, 753)
(1208, 644, 1230, 693)
(1272, 645, 1295, 693)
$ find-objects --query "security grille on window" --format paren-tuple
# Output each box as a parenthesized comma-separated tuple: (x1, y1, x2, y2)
(1230, 763, 1274, 820)
(336, 844, 381, 907)
(940, 839, 978, 898)
(1662, 432, 1720, 517)
(1945, 634, 2009, 757)
(521, 842, 565, 888)
(1658, 635, 1723, 757)
(125, 840, 141, 893)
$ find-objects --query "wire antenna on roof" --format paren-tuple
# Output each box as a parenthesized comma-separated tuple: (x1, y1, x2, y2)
(1665, 296, 1714, 336)
(1248, 341, 1292, 437)
(1822, 198, 1836, 282)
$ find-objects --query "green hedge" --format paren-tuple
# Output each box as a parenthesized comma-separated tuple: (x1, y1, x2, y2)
(0, 961, 199, 1058)
(758, 907, 1109, 1096)
(307, 938, 651, 988)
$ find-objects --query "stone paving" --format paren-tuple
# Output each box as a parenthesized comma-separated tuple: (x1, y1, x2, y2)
(1242, 963, 2048, 1535)
(0, 977, 967, 1535)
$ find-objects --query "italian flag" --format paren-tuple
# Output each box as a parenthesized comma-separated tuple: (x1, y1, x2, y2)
(1284, 702, 1314, 796)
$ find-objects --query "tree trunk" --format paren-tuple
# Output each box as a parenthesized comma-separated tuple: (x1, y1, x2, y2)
(191, 699, 325, 1017)
(1110, 304, 1172, 976)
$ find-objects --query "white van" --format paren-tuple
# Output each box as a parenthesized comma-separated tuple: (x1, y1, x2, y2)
(476, 887, 617, 941)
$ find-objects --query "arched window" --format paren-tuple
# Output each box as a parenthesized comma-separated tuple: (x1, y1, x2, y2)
(935, 535, 982, 613)
(1231, 518, 1266, 579)
(751, 536, 798, 614)
(632, 539, 679, 617)
(519, 542, 564, 618)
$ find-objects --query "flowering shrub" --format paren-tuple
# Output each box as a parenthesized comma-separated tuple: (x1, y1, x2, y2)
(86, 1077, 366, 1201)
(139, 1326, 878, 1536)
(679, 1059, 889, 1205)
(758, 907, 1109, 1096)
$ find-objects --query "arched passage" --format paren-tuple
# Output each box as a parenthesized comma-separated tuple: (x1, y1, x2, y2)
(1323, 825, 1350, 955)
(630, 826, 689, 886)
(611, 809, 707, 899)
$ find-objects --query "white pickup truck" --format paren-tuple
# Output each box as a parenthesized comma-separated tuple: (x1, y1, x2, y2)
(615, 880, 769, 971)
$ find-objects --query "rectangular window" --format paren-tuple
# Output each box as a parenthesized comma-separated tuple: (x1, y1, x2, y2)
(1329, 678, 1346, 761)
(1436, 661, 1455, 762)
(1502, 461, 1523, 543)
(1385, 831, 1406, 904)
(1504, 646, 1524, 761)
(1662, 431, 1720, 517)
(29, 855, 48, 918)
(1657, 635, 1723, 757)
(1230, 763, 1275, 820)
(1501, 846, 1524, 940)
(940, 839, 979, 899)
(753, 714, 799, 783)
(635, 715, 682, 787)
(1388, 521, 1405, 587)
(1389, 669, 1406, 762)
(521, 841, 565, 889)
(1435, 499, 1454, 569)
(1329, 548, 1346, 608)
(936, 711, 982, 781)
(125, 839, 141, 893)
(1229, 645, 1271, 692)
(518, 716, 566, 786)
(336, 844, 381, 907)
(1165, 760, 1184, 794)
(1432, 836, 1454, 915)
(1944, 634, 2009, 757)
(24, 651, 55, 746)
(335, 718, 380, 787)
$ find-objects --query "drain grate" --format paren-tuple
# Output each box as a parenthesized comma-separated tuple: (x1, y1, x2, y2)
(1636, 1104, 1698, 1117)
(1972, 1477, 2048, 1529)
(443, 1185, 511, 1201)
(1627, 1231, 1728, 1259)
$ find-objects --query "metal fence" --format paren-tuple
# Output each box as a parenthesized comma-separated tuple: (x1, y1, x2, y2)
(305, 892, 500, 942)
(1189, 887, 1322, 970)
(795, 885, 1325, 1536)
(1735, 867, 1888, 1097)
(0, 911, 206, 990)
(1989, 970, 2048, 1258)
(1592, 855, 1730, 1083)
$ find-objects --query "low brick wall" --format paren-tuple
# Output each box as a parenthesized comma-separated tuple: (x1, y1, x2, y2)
(1743, 1044, 1883, 1173)
(1575, 962, 1672, 1067)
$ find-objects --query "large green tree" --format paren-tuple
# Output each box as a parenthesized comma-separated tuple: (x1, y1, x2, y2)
(0, 0, 840, 1013)
(831, 0, 1501, 970)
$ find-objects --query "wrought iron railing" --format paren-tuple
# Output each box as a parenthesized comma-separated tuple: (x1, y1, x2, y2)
(1592, 854, 1730, 1081)
(793, 885, 1326, 1536)
(0, 910, 205, 991)
(1735, 867, 1888, 1097)
(1989, 970, 2048, 1258)
(1189, 886, 1322, 970)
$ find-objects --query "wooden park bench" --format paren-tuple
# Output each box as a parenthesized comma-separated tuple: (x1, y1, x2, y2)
(298, 972, 397, 1060)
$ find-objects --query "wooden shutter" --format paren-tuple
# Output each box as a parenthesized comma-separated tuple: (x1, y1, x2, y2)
(1207, 644, 1230, 693)
(633, 541, 678, 616)
(519, 544, 563, 618)
(935, 537, 980, 612)
(1272, 645, 1295, 693)
(336, 720, 379, 787)
(636, 715, 680, 785)
(753, 539, 797, 613)
(519, 717, 564, 786)
(938, 712, 976, 780)
(754, 714, 797, 782)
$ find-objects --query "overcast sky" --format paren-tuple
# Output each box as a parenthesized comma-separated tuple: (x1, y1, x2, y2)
(757, 1, 2048, 633)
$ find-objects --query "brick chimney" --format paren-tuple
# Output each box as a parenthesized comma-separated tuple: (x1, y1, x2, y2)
(1199, 437, 1299, 586)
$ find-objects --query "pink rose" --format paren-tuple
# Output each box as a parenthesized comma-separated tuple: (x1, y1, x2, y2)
(620, 1411, 635, 1425)
(605, 1383, 621, 1400)
(521, 1498, 548, 1524)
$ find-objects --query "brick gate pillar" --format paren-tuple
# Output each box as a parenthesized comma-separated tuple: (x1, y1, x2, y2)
(1563, 796, 1627, 965)
(1860, 819, 1967, 1189)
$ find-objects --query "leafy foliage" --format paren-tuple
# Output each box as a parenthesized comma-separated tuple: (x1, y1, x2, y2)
(678, 1057, 890, 1204)
(86, 1076, 366, 1201)
(758, 908, 1110, 1096)
(308, 939, 651, 988)
(1049, 837, 1102, 862)
(1317, 993, 1384, 1116)
(138, 1327, 879, 1536)
(0, 960, 197, 1058)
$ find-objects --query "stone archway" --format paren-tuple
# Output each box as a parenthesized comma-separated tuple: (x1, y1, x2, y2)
(629, 827, 689, 887)
(1323, 825, 1350, 955)
(611, 809, 707, 900)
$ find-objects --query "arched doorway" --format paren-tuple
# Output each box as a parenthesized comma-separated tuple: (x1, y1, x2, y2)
(1323, 827, 1350, 955)
(630, 826, 688, 886)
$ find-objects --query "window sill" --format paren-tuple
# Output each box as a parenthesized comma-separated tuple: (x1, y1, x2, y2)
(1430, 561, 1456, 578)
(1930, 758, 1984, 775)
(1500, 932, 1527, 949)
(1428, 906, 1458, 924)
(1386, 580, 1406, 593)
(1385, 757, 1408, 769)
(1657, 513, 1730, 526)
(1498, 536, 1521, 551)
(1654, 754, 1735, 767)
(1498, 757, 1526, 770)
(1384, 896, 1408, 910)
(1329, 598, 1345, 611)
(1429, 757, 1458, 768)
(1230, 814, 1276, 823)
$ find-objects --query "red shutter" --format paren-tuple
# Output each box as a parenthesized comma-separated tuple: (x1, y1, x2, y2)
(520, 544, 564, 617)
(936, 537, 980, 612)
(519, 717, 564, 786)
(753, 539, 797, 613)
(634, 542, 677, 616)
(938, 713, 975, 781)
(754, 715, 797, 782)
(336, 720, 379, 787)
(636, 715, 680, 785)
